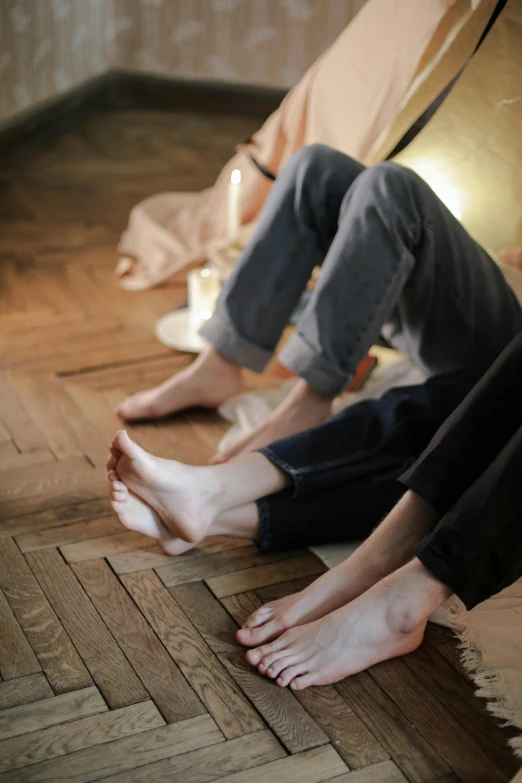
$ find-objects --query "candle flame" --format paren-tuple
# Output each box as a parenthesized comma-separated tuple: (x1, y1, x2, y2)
(200, 268, 210, 278)
(200, 309, 212, 320)
(231, 169, 241, 185)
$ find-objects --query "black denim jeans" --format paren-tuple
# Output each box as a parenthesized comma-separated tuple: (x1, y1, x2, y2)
(403, 331, 522, 609)
(256, 367, 482, 551)
(257, 332, 522, 611)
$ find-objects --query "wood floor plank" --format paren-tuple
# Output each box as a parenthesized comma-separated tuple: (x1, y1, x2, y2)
(0, 686, 106, 741)
(108, 544, 183, 574)
(73, 558, 205, 722)
(108, 537, 254, 575)
(0, 447, 55, 472)
(0, 538, 92, 693)
(172, 581, 328, 754)
(0, 700, 165, 774)
(97, 730, 285, 783)
(155, 546, 306, 588)
(369, 657, 509, 783)
(0, 370, 48, 451)
(207, 554, 326, 598)
(10, 371, 109, 466)
(336, 672, 450, 783)
(193, 745, 347, 783)
(0, 674, 53, 711)
(15, 514, 122, 552)
(122, 570, 264, 739)
(0, 497, 112, 539)
(61, 530, 153, 563)
(0, 456, 107, 520)
(26, 548, 148, 708)
(0, 589, 41, 679)
(295, 685, 390, 770)
(323, 759, 408, 783)
(0, 715, 224, 783)
(404, 640, 520, 777)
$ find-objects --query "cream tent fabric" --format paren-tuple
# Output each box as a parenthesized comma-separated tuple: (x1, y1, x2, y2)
(117, 0, 494, 290)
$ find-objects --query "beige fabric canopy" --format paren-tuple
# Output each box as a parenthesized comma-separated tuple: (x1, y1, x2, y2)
(117, 0, 496, 290)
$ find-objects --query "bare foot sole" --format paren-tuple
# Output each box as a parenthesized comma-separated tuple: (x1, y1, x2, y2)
(109, 471, 195, 555)
(245, 576, 426, 689)
(108, 429, 220, 543)
(116, 350, 242, 421)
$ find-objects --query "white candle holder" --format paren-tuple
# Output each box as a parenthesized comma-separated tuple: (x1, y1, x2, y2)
(155, 266, 222, 353)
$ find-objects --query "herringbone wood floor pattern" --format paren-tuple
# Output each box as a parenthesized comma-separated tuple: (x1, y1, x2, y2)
(0, 106, 519, 783)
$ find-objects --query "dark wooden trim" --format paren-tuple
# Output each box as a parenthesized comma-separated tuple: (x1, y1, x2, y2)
(111, 70, 287, 116)
(0, 70, 287, 157)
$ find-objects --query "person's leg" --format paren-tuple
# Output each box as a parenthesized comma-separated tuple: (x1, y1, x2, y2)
(246, 337, 522, 687)
(108, 366, 474, 547)
(117, 145, 365, 421)
(247, 420, 522, 690)
(216, 162, 521, 461)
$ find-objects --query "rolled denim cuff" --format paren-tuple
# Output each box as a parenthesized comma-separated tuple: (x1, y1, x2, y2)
(199, 311, 273, 373)
(253, 497, 276, 552)
(258, 446, 307, 498)
(414, 539, 471, 608)
(279, 331, 352, 395)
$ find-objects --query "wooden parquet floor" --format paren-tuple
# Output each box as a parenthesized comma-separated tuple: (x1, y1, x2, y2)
(0, 105, 520, 783)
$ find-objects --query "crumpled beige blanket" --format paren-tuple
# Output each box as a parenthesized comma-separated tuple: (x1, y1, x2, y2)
(116, 0, 494, 290)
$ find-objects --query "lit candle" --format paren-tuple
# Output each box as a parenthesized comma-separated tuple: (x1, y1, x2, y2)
(227, 168, 242, 247)
(187, 267, 221, 329)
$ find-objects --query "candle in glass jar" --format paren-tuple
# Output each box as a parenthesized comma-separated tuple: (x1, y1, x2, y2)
(227, 168, 242, 247)
(187, 267, 221, 329)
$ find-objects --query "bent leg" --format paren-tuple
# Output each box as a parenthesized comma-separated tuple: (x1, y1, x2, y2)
(201, 145, 365, 371)
(280, 163, 522, 395)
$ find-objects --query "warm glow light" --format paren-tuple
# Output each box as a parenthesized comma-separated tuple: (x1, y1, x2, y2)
(200, 309, 212, 320)
(408, 157, 462, 220)
(200, 268, 210, 278)
(231, 168, 241, 185)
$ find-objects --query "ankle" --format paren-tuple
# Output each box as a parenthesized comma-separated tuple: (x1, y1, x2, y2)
(386, 559, 451, 634)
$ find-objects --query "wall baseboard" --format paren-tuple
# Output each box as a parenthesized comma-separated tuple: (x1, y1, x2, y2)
(0, 70, 288, 156)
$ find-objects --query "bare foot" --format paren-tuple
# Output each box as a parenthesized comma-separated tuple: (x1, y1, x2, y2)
(116, 348, 242, 421)
(244, 561, 447, 689)
(237, 553, 388, 648)
(108, 430, 221, 543)
(109, 471, 195, 555)
(211, 380, 333, 464)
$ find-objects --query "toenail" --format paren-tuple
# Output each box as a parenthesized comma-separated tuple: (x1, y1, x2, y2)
(242, 629, 251, 636)
(268, 668, 274, 675)
(250, 651, 260, 661)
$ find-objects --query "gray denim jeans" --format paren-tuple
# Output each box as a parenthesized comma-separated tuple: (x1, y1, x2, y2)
(200, 144, 522, 395)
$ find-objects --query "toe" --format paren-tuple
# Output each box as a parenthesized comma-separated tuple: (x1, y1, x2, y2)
(242, 607, 272, 629)
(107, 453, 118, 472)
(237, 619, 284, 647)
(289, 673, 317, 690)
(264, 653, 297, 679)
(113, 429, 140, 459)
(209, 453, 227, 465)
(245, 634, 289, 666)
(111, 478, 128, 492)
(112, 490, 127, 502)
(278, 664, 310, 689)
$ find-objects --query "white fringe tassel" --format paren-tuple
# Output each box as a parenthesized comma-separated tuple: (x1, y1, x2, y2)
(444, 600, 522, 759)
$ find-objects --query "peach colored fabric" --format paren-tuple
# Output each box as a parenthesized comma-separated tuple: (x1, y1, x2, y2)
(117, 0, 488, 290)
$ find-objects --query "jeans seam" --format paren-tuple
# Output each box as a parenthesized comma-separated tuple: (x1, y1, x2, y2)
(294, 406, 445, 477)
(259, 447, 306, 497)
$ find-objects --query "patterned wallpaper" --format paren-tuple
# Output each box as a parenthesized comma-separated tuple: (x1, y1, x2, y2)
(0, 0, 367, 125)
(0, 0, 111, 125)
